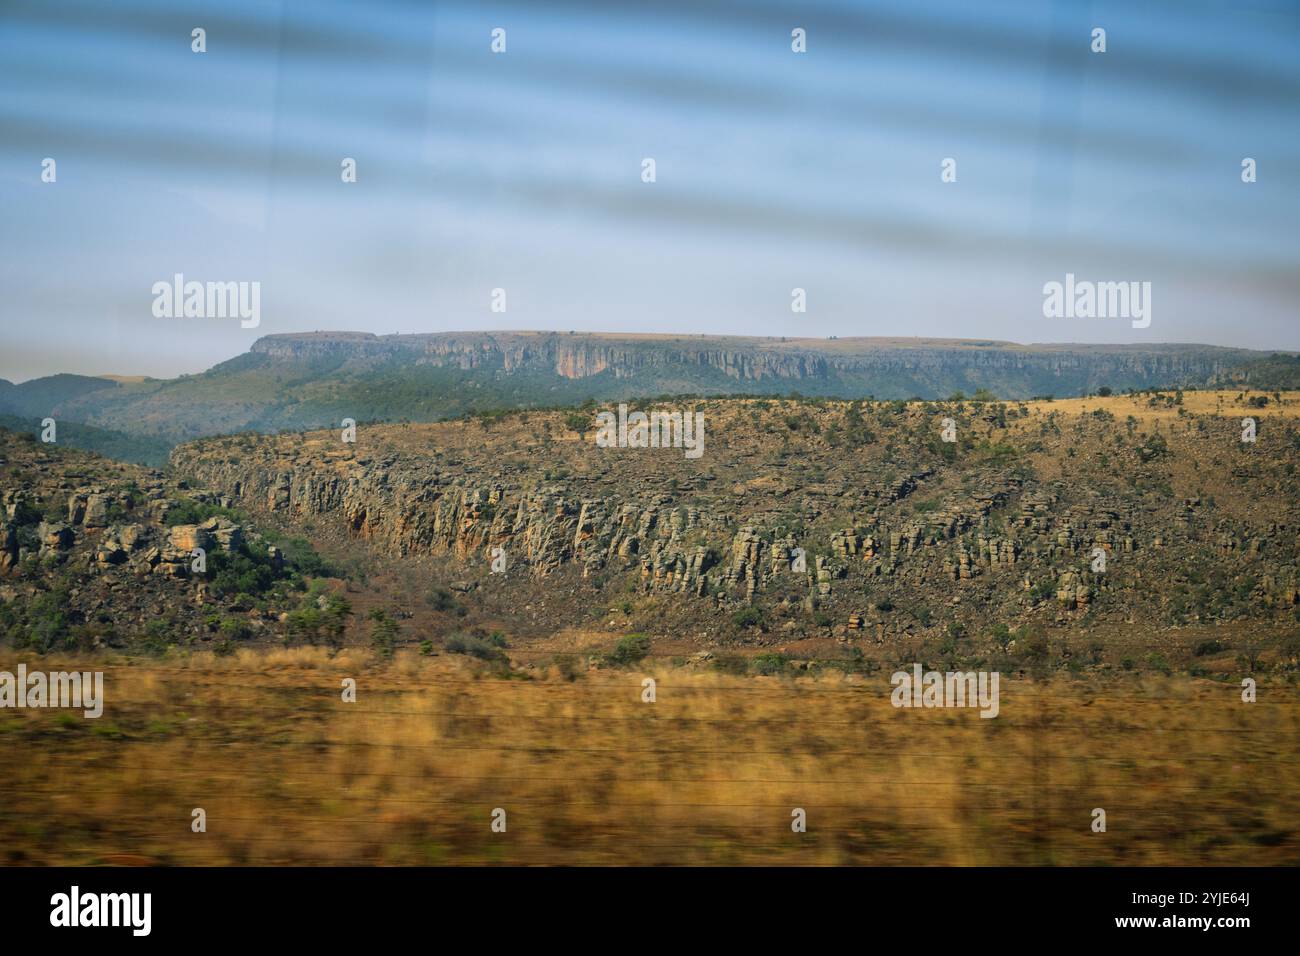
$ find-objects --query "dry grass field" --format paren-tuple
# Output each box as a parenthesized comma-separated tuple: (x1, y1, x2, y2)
(3, 648, 1296, 866)
(1018, 389, 1300, 424)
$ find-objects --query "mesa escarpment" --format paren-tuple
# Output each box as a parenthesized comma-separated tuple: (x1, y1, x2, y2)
(6, 334, 1292, 467)
(248, 331, 1258, 393)
(170, 391, 1300, 648)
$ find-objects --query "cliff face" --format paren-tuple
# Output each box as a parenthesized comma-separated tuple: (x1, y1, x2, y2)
(169, 437, 731, 589)
(168, 395, 1300, 637)
(248, 332, 1255, 393)
(8, 334, 1279, 461)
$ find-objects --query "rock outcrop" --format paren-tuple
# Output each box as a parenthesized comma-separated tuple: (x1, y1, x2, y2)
(169, 395, 1300, 629)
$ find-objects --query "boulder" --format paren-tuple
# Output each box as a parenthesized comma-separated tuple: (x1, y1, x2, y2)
(38, 521, 74, 552)
(83, 493, 113, 528)
(169, 524, 214, 554)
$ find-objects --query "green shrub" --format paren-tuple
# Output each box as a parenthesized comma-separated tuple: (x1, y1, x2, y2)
(427, 588, 458, 612)
(751, 653, 789, 676)
(218, 618, 253, 642)
(606, 633, 651, 667)
(1146, 652, 1173, 676)
(445, 632, 507, 662)
(19, 587, 72, 653)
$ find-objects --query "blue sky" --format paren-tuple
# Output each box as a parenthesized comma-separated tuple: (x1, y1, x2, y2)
(1, 0, 1297, 381)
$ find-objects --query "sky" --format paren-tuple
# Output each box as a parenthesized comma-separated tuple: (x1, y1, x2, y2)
(1, 0, 1297, 382)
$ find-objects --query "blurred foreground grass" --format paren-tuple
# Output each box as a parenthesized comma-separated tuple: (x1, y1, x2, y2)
(2, 648, 1296, 865)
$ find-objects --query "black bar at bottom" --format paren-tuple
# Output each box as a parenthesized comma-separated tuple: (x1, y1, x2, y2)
(0, 866, 1275, 942)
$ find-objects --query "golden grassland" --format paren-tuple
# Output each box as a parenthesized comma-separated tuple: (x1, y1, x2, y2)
(1019, 389, 1300, 423)
(2, 648, 1297, 866)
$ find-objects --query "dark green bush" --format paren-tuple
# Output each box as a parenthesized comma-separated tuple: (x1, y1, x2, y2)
(606, 633, 651, 666)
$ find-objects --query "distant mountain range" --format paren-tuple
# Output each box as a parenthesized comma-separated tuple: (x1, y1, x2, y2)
(2, 332, 1296, 465)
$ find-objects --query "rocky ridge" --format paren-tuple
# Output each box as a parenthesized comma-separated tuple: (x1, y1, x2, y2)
(169, 392, 1300, 643)
(0, 429, 310, 652)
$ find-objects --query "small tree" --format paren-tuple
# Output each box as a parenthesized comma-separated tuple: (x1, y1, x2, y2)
(564, 411, 590, 438)
(368, 609, 399, 659)
(323, 594, 353, 649)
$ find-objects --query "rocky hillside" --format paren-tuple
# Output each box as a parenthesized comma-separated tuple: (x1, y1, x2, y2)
(0, 428, 342, 654)
(169, 390, 1300, 663)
